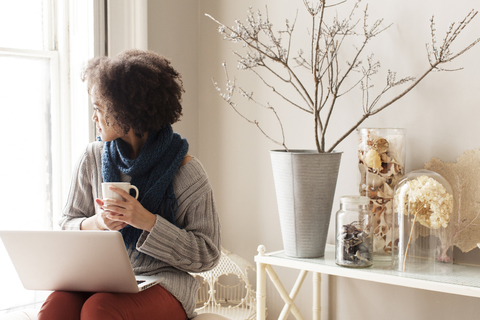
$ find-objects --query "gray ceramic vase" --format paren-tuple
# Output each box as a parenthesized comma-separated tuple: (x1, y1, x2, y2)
(270, 150, 342, 258)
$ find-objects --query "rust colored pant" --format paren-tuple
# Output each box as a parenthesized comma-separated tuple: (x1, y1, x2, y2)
(37, 285, 188, 320)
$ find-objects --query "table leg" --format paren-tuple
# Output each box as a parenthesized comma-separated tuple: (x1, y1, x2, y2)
(256, 248, 267, 320)
(313, 272, 321, 320)
(278, 270, 308, 320)
(265, 265, 305, 320)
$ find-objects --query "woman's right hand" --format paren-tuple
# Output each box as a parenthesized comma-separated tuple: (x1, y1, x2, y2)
(80, 199, 128, 231)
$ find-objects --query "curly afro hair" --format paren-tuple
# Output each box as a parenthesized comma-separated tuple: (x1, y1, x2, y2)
(82, 49, 184, 137)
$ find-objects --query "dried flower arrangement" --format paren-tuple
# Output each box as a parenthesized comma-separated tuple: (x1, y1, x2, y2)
(206, 1, 480, 153)
(358, 129, 405, 257)
(394, 175, 453, 271)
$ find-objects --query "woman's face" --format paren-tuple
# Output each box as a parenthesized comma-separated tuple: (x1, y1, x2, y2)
(91, 86, 121, 142)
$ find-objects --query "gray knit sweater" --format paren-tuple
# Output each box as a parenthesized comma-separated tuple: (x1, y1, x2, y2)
(59, 141, 221, 319)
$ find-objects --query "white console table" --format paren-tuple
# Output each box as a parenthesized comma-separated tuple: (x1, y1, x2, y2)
(255, 244, 480, 320)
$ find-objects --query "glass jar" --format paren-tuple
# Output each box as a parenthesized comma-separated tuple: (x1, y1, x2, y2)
(357, 128, 406, 261)
(335, 196, 373, 268)
(391, 170, 454, 274)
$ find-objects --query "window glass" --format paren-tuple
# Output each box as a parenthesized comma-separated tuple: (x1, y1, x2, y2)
(0, 56, 51, 230)
(0, 0, 99, 313)
(0, 0, 45, 50)
(0, 55, 52, 313)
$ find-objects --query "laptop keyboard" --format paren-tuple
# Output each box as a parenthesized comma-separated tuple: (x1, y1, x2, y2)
(136, 280, 146, 285)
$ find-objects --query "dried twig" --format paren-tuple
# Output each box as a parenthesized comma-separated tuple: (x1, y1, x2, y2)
(213, 64, 289, 150)
(206, 2, 479, 153)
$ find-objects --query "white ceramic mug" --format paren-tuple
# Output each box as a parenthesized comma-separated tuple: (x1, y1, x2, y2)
(101, 182, 139, 201)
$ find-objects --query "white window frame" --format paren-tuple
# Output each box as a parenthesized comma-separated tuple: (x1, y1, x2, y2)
(0, 47, 61, 231)
(0, 0, 104, 313)
(0, 0, 106, 229)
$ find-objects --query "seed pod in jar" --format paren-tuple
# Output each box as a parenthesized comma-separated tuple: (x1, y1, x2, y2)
(373, 138, 389, 153)
(365, 149, 382, 171)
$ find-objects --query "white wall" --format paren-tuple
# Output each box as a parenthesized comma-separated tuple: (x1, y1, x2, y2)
(150, 0, 480, 319)
(147, 0, 199, 156)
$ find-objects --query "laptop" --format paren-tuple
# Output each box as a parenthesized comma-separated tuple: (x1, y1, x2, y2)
(0, 230, 162, 293)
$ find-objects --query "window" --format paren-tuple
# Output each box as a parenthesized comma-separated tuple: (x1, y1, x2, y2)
(0, 0, 102, 313)
(0, 55, 54, 230)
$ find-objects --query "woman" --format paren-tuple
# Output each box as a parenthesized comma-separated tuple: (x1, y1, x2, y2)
(38, 49, 221, 320)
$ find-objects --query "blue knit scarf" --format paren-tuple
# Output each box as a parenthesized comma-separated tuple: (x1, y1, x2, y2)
(101, 125, 189, 248)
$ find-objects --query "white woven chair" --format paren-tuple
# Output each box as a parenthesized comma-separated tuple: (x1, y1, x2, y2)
(191, 247, 257, 320)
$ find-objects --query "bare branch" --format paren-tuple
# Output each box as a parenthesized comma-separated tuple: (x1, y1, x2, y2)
(207, 5, 480, 153)
(327, 62, 439, 153)
(446, 37, 480, 61)
(249, 67, 313, 113)
(260, 61, 315, 110)
(212, 66, 289, 150)
(325, 0, 348, 9)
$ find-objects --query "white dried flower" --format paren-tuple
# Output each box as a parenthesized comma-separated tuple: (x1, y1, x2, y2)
(394, 175, 453, 229)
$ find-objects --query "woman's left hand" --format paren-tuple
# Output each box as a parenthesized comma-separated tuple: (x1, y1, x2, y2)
(102, 186, 157, 232)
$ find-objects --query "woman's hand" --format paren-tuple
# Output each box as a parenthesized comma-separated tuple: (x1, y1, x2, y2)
(95, 199, 129, 231)
(101, 186, 157, 232)
(79, 199, 128, 231)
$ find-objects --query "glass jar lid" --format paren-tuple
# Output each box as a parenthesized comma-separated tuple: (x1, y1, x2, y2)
(340, 195, 370, 205)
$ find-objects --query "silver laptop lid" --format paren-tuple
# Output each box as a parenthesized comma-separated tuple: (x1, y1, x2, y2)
(0, 230, 148, 293)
